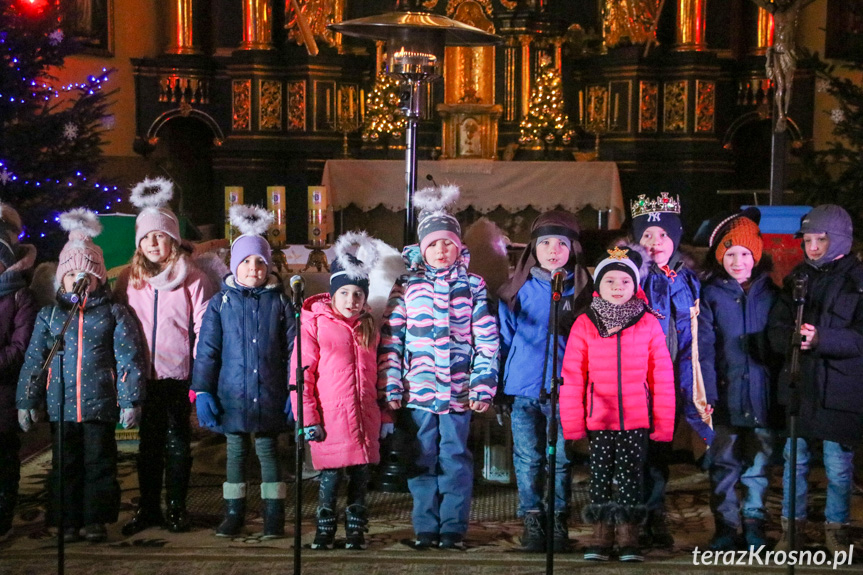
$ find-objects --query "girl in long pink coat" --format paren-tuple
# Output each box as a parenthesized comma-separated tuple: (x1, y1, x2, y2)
(560, 246, 675, 563)
(291, 231, 391, 551)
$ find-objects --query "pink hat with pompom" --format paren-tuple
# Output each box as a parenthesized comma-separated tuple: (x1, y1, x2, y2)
(56, 208, 106, 285)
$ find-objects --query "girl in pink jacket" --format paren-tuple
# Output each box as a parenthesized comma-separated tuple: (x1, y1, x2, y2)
(560, 247, 675, 563)
(115, 178, 219, 536)
(291, 232, 391, 551)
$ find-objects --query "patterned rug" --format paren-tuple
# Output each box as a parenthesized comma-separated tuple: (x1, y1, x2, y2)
(1, 432, 861, 574)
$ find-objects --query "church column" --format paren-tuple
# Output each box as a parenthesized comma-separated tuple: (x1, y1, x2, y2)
(676, 0, 707, 50)
(240, 0, 274, 50)
(165, 0, 200, 54)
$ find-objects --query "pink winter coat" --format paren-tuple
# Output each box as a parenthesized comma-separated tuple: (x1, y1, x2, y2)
(115, 255, 214, 381)
(560, 292, 676, 442)
(290, 293, 390, 470)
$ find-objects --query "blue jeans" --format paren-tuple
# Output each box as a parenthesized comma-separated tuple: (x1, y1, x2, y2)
(782, 438, 853, 524)
(708, 425, 774, 528)
(408, 409, 473, 537)
(511, 396, 572, 517)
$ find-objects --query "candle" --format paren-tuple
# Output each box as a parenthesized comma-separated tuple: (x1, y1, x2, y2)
(325, 88, 331, 120)
(224, 186, 243, 241)
(578, 90, 584, 123)
(308, 185, 328, 209)
(613, 93, 620, 127)
(360, 89, 365, 119)
(267, 186, 286, 246)
(349, 88, 355, 118)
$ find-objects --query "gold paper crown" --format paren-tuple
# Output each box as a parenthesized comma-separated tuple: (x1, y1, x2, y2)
(606, 246, 630, 260)
(630, 192, 681, 219)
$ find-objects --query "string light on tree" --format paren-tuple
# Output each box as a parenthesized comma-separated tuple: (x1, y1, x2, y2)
(518, 56, 575, 146)
(361, 74, 406, 143)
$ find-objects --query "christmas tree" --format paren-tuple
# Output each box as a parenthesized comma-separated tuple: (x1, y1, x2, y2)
(793, 55, 863, 237)
(361, 73, 406, 143)
(519, 58, 574, 146)
(0, 0, 117, 257)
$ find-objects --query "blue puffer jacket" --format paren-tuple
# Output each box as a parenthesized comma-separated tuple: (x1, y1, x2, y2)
(16, 287, 146, 423)
(699, 271, 779, 428)
(499, 268, 579, 399)
(191, 274, 295, 434)
(642, 260, 714, 445)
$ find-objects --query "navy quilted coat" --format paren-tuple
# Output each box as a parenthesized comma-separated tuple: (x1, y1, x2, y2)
(16, 288, 146, 423)
(191, 274, 296, 434)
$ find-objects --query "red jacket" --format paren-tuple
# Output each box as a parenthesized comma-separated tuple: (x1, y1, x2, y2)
(560, 292, 675, 442)
(290, 293, 389, 470)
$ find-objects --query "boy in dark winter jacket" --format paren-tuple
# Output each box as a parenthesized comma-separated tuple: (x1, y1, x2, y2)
(698, 209, 779, 552)
(17, 209, 146, 543)
(0, 202, 38, 541)
(768, 204, 863, 557)
(560, 247, 675, 562)
(497, 210, 592, 553)
(631, 193, 712, 547)
(379, 185, 499, 550)
(191, 205, 295, 540)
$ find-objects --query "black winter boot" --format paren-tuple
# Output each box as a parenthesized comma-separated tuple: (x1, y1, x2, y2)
(164, 456, 192, 533)
(215, 483, 246, 537)
(553, 512, 572, 552)
(520, 510, 545, 552)
(260, 482, 286, 539)
(311, 507, 337, 550)
(345, 504, 369, 550)
(122, 505, 165, 536)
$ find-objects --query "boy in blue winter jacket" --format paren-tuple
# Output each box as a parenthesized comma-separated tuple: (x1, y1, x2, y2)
(698, 209, 779, 552)
(630, 193, 713, 547)
(17, 209, 146, 543)
(496, 210, 592, 552)
(379, 185, 499, 550)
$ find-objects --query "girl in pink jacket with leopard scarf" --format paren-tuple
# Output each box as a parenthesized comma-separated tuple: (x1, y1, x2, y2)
(290, 231, 392, 551)
(560, 246, 675, 563)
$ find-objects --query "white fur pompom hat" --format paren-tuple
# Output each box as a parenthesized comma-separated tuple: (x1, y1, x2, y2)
(130, 176, 180, 246)
(415, 184, 461, 253)
(330, 230, 380, 297)
(229, 204, 274, 278)
(56, 208, 106, 286)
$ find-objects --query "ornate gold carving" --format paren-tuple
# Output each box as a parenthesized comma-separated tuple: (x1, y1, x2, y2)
(444, 3, 495, 106)
(437, 103, 502, 160)
(500, 0, 517, 9)
(504, 45, 516, 121)
(603, 0, 661, 47)
(423, 0, 439, 9)
(587, 85, 609, 131)
(286, 0, 345, 50)
(520, 35, 532, 118)
(663, 80, 688, 133)
(259, 80, 283, 130)
(446, 0, 493, 17)
(695, 80, 715, 133)
(639, 81, 658, 132)
(232, 80, 251, 130)
(159, 76, 210, 104)
(288, 80, 306, 131)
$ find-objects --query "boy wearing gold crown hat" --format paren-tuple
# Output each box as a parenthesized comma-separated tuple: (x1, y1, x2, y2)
(630, 193, 713, 548)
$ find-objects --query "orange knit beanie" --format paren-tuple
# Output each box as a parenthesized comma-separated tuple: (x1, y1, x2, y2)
(714, 216, 763, 264)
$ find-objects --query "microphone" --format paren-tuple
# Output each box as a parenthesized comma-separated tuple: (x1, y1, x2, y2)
(69, 272, 89, 303)
(792, 272, 808, 304)
(426, 174, 438, 187)
(551, 267, 566, 302)
(290, 275, 304, 307)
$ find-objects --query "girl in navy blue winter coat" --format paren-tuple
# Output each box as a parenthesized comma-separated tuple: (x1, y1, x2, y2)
(17, 210, 146, 543)
(698, 209, 779, 553)
(497, 210, 592, 553)
(191, 205, 295, 540)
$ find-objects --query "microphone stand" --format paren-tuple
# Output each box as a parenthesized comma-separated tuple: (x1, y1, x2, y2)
(543, 278, 564, 575)
(30, 294, 85, 575)
(787, 274, 807, 575)
(289, 289, 305, 575)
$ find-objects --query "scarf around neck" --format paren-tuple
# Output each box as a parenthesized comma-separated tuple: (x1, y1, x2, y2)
(589, 295, 658, 338)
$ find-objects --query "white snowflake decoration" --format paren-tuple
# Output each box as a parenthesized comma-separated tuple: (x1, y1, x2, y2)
(0, 168, 11, 186)
(831, 108, 845, 125)
(816, 77, 830, 93)
(49, 29, 64, 46)
(63, 122, 78, 141)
